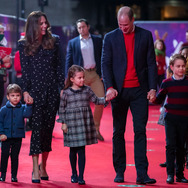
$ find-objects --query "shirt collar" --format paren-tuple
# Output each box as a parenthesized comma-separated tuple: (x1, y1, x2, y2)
(80, 33, 91, 40)
(172, 75, 185, 80)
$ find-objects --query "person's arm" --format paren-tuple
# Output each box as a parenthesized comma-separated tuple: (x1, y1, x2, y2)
(14, 51, 22, 73)
(147, 31, 158, 91)
(18, 41, 31, 93)
(55, 36, 65, 90)
(18, 41, 33, 104)
(0, 108, 6, 140)
(101, 34, 114, 91)
(56, 91, 67, 123)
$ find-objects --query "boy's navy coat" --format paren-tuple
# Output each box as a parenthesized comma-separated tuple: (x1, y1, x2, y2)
(0, 101, 32, 138)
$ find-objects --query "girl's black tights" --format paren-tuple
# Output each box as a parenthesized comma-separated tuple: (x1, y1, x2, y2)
(69, 146, 85, 180)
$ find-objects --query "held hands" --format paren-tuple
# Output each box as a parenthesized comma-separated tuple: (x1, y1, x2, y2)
(147, 89, 156, 103)
(0, 134, 7, 141)
(106, 88, 118, 101)
(61, 123, 68, 133)
(23, 92, 34, 105)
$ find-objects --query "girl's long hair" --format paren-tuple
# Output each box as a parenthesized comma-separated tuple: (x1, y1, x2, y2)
(21, 11, 55, 56)
(64, 65, 84, 90)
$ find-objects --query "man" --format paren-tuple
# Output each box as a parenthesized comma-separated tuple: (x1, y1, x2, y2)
(102, 6, 157, 184)
(65, 19, 105, 141)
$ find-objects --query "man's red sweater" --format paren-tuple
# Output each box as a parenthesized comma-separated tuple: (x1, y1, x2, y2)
(123, 32, 140, 88)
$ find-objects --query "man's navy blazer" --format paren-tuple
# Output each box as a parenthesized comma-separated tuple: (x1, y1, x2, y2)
(65, 34, 102, 77)
(101, 26, 158, 93)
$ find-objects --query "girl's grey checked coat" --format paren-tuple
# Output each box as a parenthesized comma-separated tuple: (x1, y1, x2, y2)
(57, 85, 105, 147)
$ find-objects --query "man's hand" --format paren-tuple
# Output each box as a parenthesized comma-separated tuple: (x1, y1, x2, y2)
(147, 89, 156, 103)
(0, 134, 7, 141)
(106, 88, 118, 101)
(61, 123, 68, 133)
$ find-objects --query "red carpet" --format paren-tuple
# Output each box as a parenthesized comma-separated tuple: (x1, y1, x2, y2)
(0, 104, 188, 187)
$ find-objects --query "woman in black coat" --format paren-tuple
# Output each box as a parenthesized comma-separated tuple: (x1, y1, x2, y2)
(18, 11, 64, 183)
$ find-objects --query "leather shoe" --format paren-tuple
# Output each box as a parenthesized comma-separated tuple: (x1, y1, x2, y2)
(71, 174, 78, 183)
(136, 175, 156, 184)
(159, 162, 166, 167)
(167, 175, 174, 184)
(96, 131, 104, 141)
(114, 173, 124, 183)
(176, 176, 188, 183)
(0, 177, 5, 182)
(11, 177, 18, 182)
(78, 179, 85, 185)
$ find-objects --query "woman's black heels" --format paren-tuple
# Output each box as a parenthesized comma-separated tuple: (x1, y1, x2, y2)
(32, 172, 40, 183)
(39, 164, 49, 181)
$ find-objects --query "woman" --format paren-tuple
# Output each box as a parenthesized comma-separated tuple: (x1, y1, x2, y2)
(18, 11, 64, 183)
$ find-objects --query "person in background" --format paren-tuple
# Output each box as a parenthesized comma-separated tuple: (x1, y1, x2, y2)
(57, 65, 107, 185)
(150, 54, 188, 184)
(0, 24, 11, 107)
(14, 32, 25, 88)
(0, 84, 32, 182)
(18, 11, 64, 183)
(181, 30, 188, 48)
(65, 18, 105, 141)
(101, 6, 157, 184)
(154, 39, 167, 89)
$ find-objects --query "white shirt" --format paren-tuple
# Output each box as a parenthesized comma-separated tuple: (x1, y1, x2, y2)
(80, 34, 96, 69)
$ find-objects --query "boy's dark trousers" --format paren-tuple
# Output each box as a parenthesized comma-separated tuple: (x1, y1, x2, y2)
(1, 138, 22, 178)
(165, 118, 187, 177)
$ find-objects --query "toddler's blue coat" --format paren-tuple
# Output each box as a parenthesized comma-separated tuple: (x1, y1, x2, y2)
(0, 101, 32, 138)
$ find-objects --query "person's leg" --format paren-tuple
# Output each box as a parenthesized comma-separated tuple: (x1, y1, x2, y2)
(78, 146, 85, 184)
(129, 87, 149, 179)
(0, 140, 11, 181)
(39, 152, 49, 178)
(111, 89, 129, 178)
(175, 121, 187, 179)
(10, 138, 22, 179)
(165, 118, 176, 178)
(69, 147, 77, 176)
(84, 70, 105, 141)
(32, 154, 40, 181)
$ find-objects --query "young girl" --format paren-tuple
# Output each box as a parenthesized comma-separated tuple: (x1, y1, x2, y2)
(154, 39, 167, 89)
(57, 65, 107, 185)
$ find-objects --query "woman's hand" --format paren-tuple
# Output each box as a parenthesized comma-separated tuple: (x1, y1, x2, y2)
(23, 92, 34, 104)
(61, 123, 68, 133)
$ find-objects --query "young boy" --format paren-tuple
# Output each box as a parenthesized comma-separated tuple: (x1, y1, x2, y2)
(0, 84, 33, 182)
(150, 54, 188, 184)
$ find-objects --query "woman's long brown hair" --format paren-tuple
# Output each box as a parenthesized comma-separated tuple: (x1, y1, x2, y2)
(21, 11, 55, 56)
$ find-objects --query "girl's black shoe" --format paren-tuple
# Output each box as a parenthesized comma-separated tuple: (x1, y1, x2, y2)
(0, 177, 5, 182)
(0, 173, 6, 181)
(11, 177, 18, 182)
(78, 179, 85, 185)
(71, 174, 78, 183)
